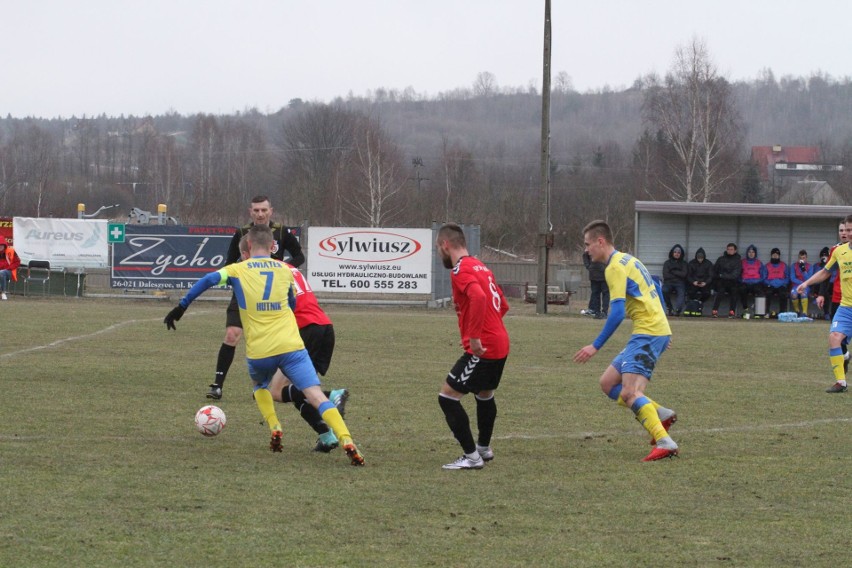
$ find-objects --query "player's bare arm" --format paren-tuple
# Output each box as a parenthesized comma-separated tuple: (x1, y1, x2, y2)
(798, 268, 830, 295)
(469, 337, 487, 357)
(573, 345, 598, 363)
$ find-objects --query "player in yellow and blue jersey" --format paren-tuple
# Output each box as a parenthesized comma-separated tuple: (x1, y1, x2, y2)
(573, 220, 679, 461)
(164, 224, 364, 465)
(795, 213, 852, 394)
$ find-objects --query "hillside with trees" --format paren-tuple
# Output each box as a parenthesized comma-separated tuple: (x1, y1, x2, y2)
(2, 47, 851, 258)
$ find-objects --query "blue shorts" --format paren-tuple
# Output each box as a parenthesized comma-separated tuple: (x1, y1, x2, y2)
(611, 334, 671, 380)
(247, 349, 320, 391)
(830, 306, 852, 338)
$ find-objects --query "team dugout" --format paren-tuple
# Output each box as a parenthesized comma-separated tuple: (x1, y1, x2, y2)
(635, 201, 850, 279)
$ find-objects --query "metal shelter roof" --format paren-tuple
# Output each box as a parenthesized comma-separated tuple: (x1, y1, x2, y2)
(635, 201, 851, 218)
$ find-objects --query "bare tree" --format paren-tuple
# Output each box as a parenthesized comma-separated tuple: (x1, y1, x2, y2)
(697, 75, 743, 200)
(185, 114, 223, 219)
(3, 122, 59, 216)
(632, 129, 680, 200)
(153, 132, 183, 210)
(642, 38, 743, 202)
(278, 105, 354, 224)
(473, 71, 498, 97)
(343, 116, 407, 227)
(552, 144, 634, 256)
(554, 71, 573, 94)
(439, 135, 481, 223)
(215, 116, 270, 216)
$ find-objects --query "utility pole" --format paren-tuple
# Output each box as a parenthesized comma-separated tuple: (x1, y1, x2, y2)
(409, 157, 430, 191)
(536, 0, 552, 315)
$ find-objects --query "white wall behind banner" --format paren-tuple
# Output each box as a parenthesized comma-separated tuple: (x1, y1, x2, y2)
(13, 217, 109, 269)
(307, 227, 433, 294)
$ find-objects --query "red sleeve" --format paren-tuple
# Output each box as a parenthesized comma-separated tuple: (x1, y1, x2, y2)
(463, 279, 487, 339)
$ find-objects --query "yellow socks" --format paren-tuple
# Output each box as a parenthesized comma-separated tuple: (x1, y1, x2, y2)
(320, 404, 352, 441)
(792, 298, 809, 314)
(829, 347, 846, 382)
(254, 388, 281, 432)
(632, 397, 668, 443)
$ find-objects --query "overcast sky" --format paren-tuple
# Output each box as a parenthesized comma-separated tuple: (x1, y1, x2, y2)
(2, 0, 850, 119)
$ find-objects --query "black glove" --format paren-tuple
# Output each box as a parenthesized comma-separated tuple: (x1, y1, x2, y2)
(164, 305, 186, 330)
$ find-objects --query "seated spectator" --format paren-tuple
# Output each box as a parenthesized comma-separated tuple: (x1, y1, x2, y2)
(789, 249, 812, 316)
(0, 236, 21, 300)
(687, 247, 713, 305)
(712, 243, 741, 318)
(661, 244, 688, 316)
(740, 244, 766, 316)
(764, 247, 789, 316)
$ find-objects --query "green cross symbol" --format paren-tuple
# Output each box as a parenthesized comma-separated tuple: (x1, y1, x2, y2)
(108, 223, 126, 243)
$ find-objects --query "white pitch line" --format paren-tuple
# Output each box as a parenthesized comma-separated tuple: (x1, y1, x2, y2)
(2, 417, 849, 444)
(0, 310, 214, 360)
(495, 417, 852, 441)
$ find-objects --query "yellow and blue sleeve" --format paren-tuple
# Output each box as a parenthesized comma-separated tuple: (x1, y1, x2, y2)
(592, 299, 625, 350)
(180, 269, 228, 308)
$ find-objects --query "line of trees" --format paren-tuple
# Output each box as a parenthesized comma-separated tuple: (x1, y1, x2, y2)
(2, 43, 851, 258)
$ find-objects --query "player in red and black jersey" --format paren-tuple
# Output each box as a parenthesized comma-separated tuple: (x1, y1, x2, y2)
(207, 195, 305, 401)
(275, 263, 350, 452)
(436, 223, 510, 470)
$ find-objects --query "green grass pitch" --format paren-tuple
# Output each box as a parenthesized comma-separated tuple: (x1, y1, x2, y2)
(0, 298, 848, 567)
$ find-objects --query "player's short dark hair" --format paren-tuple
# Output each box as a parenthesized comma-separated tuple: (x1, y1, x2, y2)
(247, 224, 273, 251)
(844, 214, 852, 227)
(437, 223, 466, 247)
(251, 195, 271, 205)
(582, 220, 612, 244)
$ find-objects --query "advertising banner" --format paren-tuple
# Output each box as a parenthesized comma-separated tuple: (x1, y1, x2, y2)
(0, 217, 12, 244)
(307, 227, 432, 294)
(12, 217, 109, 269)
(111, 225, 235, 289)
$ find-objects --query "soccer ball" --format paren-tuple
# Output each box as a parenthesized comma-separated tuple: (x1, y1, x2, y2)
(195, 405, 227, 437)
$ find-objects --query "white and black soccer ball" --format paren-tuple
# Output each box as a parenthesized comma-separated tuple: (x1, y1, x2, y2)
(195, 405, 227, 437)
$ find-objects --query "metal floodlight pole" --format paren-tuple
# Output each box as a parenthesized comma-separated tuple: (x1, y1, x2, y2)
(536, 0, 552, 314)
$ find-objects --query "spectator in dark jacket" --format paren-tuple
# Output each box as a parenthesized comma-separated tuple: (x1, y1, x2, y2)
(661, 243, 688, 316)
(582, 250, 609, 319)
(687, 247, 713, 304)
(712, 243, 742, 318)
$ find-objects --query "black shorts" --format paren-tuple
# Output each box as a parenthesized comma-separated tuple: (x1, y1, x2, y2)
(299, 323, 335, 376)
(225, 295, 242, 328)
(445, 353, 507, 395)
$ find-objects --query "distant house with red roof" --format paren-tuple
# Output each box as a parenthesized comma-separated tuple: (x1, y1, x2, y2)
(751, 145, 844, 204)
(751, 145, 821, 181)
